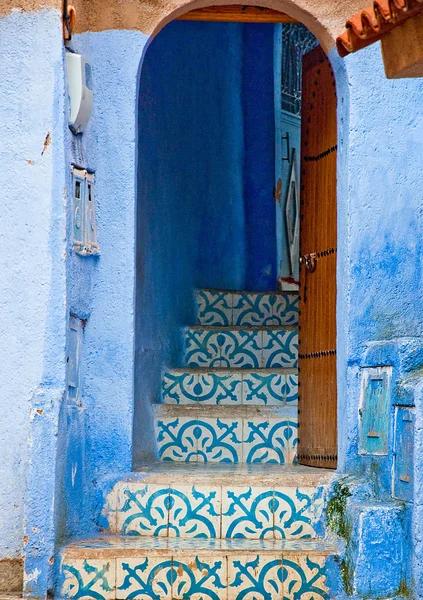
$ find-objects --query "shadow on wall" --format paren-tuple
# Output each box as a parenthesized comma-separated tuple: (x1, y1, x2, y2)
(133, 21, 277, 464)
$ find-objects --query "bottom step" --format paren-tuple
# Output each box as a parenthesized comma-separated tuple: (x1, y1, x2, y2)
(60, 536, 337, 599)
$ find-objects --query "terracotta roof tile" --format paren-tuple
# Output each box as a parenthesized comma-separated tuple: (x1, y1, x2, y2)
(336, 0, 423, 56)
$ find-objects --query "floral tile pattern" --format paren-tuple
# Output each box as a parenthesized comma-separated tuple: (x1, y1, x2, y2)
(162, 371, 242, 405)
(281, 554, 330, 599)
(167, 485, 221, 538)
(185, 328, 298, 369)
(228, 554, 284, 600)
(155, 417, 298, 464)
(116, 557, 172, 599)
(172, 555, 228, 599)
(242, 419, 298, 464)
(109, 482, 323, 540)
(196, 290, 299, 327)
(262, 330, 298, 369)
(221, 487, 324, 540)
(242, 372, 297, 406)
(116, 484, 170, 537)
(156, 417, 243, 463)
(196, 290, 234, 326)
(61, 554, 331, 599)
(62, 559, 116, 600)
(162, 370, 298, 406)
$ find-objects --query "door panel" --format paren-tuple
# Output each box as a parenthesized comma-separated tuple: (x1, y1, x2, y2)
(298, 46, 337, 469)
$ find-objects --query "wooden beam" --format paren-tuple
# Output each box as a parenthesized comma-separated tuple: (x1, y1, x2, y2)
(176, 5, 298, 23)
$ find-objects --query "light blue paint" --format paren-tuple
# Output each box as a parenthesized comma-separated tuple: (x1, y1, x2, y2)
(0, 9, 67, 594)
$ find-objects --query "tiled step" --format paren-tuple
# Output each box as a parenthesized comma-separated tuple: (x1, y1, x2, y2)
(161, 368, 298, 405)
(185, 326, 298, 369)
(104, 464, 334, 539)
(60, 536, 338, 599)
(153, 404, 298, 464)
(196, 289, 299, 326)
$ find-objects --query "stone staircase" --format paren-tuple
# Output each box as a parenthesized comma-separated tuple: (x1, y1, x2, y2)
(59, 290, 339, 599)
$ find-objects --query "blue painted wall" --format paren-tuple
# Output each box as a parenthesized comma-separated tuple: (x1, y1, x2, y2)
(0, 9, 67, 589)
(243, 24, 277, 290)
(134, 21, 277, 463)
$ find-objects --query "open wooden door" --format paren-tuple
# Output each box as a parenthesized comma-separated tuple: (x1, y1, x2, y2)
(298, 46, 337, 469)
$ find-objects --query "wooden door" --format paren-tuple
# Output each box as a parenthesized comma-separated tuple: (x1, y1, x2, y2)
(298, 46, 337, 469)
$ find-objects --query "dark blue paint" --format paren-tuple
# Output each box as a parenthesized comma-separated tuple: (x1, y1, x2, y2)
(242, 24, 277, 290)
(134, 21, 247, 463)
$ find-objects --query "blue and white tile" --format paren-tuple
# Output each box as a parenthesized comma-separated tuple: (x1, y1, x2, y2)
(272, 487, 324, 540)
(281, 555, 330, 599)
(242, 419, 297, 464)
(116, 557, 172, 599)
(173, 555, 228, 600)
(156, 417, 242, 463)
(272, 294, 299, 326)
(221, 487, 275, 539)
(116, 483, 169, 536)
(195, 418, 243, 463)
(262, 330, 298, 368)
(62, 559, 116, 600)
(242, 372, 287, 405)
(232, 293, 276, 327)
(196, 290, 233, 326)
(185, 329, 221, 367)
(228, 554, 284, 600)
(284, 373, 298, 404)
(156, 417, 200, 462)
(168, 485, 221, 538)
(218, 330, 262, 369)
(162, 371, 199, 404)
(195, 372, 243, 404)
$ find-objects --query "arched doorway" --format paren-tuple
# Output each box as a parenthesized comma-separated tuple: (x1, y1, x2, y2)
(134, 9, 338, 469)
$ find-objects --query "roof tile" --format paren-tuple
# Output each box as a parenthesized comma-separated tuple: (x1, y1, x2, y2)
(336, 0, 423, 56)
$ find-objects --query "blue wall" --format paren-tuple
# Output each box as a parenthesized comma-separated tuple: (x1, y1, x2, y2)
(243, 24, 277, 290)
(134, 21, 247, 463)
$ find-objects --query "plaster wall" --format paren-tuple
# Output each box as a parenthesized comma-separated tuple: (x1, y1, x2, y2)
(134, 20, 246, 462)
(0, 7, 67, 576)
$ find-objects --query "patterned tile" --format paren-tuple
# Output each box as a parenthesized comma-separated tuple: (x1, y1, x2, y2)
(62, 558, 116, 600)
(272, 294, 299, 326)
(262, 330, 298, 368)
(195, 372, 242, 404)
(185, 329, 221, 368)
(156, 417, 243, 463)
(168, 485, 221, 538)
(116, 557, 173, 599)
(242, 372, 287, 405)
(116, 483, 169, 536)
(196, 290, 233, 326)
(218, 330, 262, 368)
(172, 555, 228, 599)
(232, 293, 275, 326)
(228, 554, 284, 600)
(162, 372, 198, 404)
(281, 555, 330, 599)
(222, 487, 275, 539)
(242, 419, 298, 464)
(273, 487, 324, 540)
(285, 373, 298, 404)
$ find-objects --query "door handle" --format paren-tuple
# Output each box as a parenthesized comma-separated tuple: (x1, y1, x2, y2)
(300, 253, 317, 273)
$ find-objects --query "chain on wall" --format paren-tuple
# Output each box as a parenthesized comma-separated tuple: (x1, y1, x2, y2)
(281, 24, 318, 116)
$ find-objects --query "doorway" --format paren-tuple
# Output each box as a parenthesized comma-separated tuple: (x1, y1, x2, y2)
(134, 10, 337, 469)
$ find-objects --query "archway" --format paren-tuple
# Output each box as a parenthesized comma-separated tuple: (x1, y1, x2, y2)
(134, 8, 338, 469)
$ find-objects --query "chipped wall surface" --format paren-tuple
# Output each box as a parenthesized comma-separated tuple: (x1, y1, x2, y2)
(0, 6, 66, 576)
